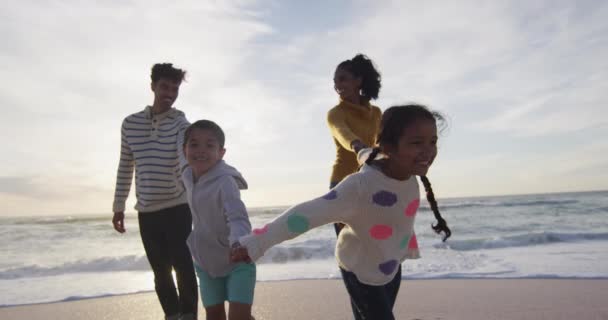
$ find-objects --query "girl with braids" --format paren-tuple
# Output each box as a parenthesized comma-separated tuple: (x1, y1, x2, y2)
(231, 104, 451, 320)
(327, 53, 382, 235)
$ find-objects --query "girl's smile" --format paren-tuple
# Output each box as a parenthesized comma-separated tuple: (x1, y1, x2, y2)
(382, 118, 438, 180)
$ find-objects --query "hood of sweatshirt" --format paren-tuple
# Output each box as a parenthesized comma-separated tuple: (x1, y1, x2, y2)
(183, 160, 247, 190)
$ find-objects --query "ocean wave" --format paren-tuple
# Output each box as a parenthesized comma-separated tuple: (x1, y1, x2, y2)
(428, 199, 580, 210)
(442, 231, 608, 251)
(0, 255, 149, 279)
(248, 199, 581, 215)
(0, 238, 336, 279)
(3, 215, 126, 225)
(258, 239, 335, 264)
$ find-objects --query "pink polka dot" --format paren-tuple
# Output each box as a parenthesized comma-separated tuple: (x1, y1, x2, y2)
(369, 225, 393, 240)
(405, 199, 420, 217)
(253, 225, 269, 235)
(408, 234, 418, 249)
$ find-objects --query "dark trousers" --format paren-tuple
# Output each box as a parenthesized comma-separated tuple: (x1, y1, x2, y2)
(331, 181, 402, 319)
(340, 266, 402, 320)
(139, 204, 198, 317)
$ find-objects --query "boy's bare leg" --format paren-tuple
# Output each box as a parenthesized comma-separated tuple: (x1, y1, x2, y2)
(205, 303, 227, 320)
(228, 302, 252, 320)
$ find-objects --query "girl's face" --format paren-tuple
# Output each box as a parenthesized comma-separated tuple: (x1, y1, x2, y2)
(184, 128, 225, 178)
(333, 67, 362, 103)
(383, 118, 438, 180)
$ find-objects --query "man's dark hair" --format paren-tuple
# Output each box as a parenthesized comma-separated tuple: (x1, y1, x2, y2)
(151, 63, 187, 83)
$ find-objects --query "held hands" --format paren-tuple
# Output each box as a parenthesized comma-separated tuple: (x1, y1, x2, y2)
(356, 147, 375, 165)
(350, 140, 366, 154)
(230, 242, 252, 263)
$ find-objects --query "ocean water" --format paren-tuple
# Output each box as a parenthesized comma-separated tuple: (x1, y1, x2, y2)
(1, 190, 607, 306)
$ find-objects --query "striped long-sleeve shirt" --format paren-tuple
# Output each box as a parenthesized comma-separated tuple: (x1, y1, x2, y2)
(112, 106, 190, 213)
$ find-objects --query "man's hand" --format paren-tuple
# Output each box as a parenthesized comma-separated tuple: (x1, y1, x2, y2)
(112, 211, 126, 233)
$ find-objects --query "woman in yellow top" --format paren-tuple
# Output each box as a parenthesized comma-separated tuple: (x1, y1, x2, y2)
(327, 53, 382, 235)
(327, 55, 383, 317)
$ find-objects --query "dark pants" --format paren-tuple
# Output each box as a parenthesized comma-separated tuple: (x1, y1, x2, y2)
(139, 204, 198, 318)
(331, 181, 402, 319)
(340, 266, 402, 320)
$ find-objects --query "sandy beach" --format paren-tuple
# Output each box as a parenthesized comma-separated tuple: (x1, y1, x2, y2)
(2, 279, 607, 319)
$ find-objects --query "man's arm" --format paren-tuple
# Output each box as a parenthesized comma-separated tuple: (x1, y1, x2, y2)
(112, 119, 135, 233)
(176, 116, 190, 173)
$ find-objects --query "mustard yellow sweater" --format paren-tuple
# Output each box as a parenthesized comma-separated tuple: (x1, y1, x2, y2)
(326, 99, 381, 183)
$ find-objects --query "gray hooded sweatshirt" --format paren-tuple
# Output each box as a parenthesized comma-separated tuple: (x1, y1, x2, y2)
(182, 160, 252, 277)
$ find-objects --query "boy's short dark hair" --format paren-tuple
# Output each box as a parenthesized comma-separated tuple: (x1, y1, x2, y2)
(183, 120, 226, 148)
(151, 63, 187, 83)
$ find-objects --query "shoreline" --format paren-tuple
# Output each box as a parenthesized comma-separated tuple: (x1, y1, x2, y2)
(5, 276, 608, 308)
(2, 279, 607, 319)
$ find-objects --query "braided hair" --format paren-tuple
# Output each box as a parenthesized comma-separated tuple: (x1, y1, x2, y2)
(366, 104, 451, 241)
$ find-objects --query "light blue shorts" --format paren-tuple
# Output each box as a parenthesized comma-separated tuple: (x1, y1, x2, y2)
(194, 263, 256, 307)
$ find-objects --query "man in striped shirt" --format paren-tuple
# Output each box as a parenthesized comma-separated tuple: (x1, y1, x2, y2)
(112, 63, 197, 320)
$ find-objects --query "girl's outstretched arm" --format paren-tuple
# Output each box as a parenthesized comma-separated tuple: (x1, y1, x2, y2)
(235, 175, 361, 262)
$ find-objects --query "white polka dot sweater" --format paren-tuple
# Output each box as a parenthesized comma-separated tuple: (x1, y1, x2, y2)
(239, 164, 421, 286)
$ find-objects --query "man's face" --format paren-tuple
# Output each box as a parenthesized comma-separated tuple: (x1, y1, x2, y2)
(151, 78, 181, 110)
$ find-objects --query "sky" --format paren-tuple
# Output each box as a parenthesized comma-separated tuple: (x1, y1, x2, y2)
(1, 0, 607, 216)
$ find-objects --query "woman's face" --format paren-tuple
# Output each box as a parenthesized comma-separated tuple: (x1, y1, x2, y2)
(333, 67, 362, 102)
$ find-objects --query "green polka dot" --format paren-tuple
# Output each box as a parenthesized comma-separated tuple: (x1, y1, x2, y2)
(399, 235, 409, 249)
(287, 214, 310, 233)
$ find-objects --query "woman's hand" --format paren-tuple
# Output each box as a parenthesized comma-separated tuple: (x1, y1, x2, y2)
(351, 140, 366, 154)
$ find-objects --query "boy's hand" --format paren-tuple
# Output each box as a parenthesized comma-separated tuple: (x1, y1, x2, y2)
(230, 244, 252, 263)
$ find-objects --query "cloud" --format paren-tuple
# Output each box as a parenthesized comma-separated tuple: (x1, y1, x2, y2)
(431, 138, 608, 197)
(0, 177, 43, 198)
(0, 175, 109, 199)
(1, 0, 607, 215)
(253, 1, 608, 138)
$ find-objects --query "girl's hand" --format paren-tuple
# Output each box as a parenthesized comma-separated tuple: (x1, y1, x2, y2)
(356, 147, 375, 165)
(230, 244, 252, 263)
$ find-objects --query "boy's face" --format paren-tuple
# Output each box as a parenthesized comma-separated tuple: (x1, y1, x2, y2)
(184, 128, 225, 178)
(151, 78, 181, 110)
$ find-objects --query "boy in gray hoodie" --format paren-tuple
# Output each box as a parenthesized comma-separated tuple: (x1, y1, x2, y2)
(182, 120, 255, 320)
